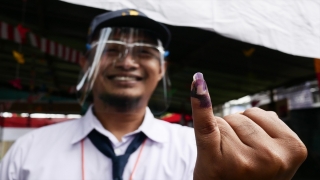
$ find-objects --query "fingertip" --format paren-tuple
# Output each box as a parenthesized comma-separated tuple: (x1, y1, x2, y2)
(190, 72, 211, 108)
(193, 72, 203, 81)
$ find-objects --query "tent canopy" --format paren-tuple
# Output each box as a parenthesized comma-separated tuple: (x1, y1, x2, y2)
(61, 0, 320, 59)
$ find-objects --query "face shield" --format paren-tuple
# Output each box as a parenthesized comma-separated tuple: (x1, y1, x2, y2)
(76, 27, 170, 115)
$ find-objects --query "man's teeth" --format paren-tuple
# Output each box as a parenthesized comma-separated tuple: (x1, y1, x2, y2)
(113, 76, 137, 81)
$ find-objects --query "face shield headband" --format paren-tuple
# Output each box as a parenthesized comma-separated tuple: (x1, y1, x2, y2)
(76, 27, 170, 115)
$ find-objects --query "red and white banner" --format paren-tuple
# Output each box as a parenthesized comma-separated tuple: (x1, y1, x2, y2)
(0, 117, 72, 141)
(0, 21, 83, 64)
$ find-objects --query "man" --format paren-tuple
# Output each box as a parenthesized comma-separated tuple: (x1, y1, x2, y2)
(0, 9, 307, 180)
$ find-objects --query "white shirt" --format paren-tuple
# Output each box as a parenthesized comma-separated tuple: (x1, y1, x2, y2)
(0, 107, 197, 180)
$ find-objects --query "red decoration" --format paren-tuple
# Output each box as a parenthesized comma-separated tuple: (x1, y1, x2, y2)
(314, 58, 320, 90)
(17, 24, 29, 43)
(1, 21, 83, 63)
(9, 78, 22, 89)
(2, 117, 72, 128)
(251, 100, 260, 107)
(161, 113, 182, 123)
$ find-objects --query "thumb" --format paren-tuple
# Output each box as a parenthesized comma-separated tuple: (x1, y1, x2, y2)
(191, 72, 220, 153)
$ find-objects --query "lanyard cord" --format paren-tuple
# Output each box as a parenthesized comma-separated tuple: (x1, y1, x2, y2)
(81, 138, 147, 180)
(129, 139, 147, 180)
(81, 139, 85, 180)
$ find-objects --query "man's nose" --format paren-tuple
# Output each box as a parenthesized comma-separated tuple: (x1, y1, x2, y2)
(114, 53, 139, 70)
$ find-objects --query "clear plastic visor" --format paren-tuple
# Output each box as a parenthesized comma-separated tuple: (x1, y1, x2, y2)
(77, 27, 170, 115)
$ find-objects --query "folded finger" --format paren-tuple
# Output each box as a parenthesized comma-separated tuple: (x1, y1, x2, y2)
(224, 113, 272, 149)
(242, 108, 296, 139)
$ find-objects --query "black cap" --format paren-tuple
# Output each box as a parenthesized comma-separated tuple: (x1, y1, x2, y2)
(88, 9, 171, 49)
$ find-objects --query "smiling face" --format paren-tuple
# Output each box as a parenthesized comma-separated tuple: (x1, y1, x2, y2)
(86, 28, 166, 110)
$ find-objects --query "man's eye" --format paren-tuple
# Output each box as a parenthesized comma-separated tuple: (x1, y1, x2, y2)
(139, 50, 153, 55)
(104, 49, 120, 54)
(136, 50, 154, 58)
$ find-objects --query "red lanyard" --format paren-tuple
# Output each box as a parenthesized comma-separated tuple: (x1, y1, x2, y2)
(81, 138, 147, 180)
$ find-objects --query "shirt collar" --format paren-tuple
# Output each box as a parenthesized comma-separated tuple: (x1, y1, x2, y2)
(71, 106, 95, 144)
(71, 106, 168, 144)
(136, 107, 168, 143)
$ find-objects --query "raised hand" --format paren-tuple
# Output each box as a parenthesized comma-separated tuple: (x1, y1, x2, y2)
(191, 72, 307, 180)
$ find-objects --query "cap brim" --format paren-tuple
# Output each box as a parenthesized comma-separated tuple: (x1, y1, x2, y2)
(92, 16, 171, 49)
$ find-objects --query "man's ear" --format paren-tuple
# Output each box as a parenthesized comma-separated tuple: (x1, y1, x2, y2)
(79, 55, 88, 71)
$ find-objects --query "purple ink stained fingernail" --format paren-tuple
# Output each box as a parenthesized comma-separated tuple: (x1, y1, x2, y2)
(191, 72, 211, 108)
(193, 72, 203, 81)
(192, 72, 207, 95)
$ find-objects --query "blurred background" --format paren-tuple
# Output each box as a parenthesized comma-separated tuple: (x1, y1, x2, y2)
(0, 1, 320, 179)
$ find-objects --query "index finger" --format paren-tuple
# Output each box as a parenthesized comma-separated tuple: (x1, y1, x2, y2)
(243, 107, 297, 139)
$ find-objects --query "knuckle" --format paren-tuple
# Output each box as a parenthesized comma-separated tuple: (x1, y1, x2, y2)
(254, 144, 283, 165)
(236, 121, 257, 137)
(239, 156, 255, 172)
(285, 138, 308, 162)
(267, 138, 308, 174)
(267, 111, 279, 119)
(243, 107, 261, 115)
(260, 146, 281, 163)
(223, 114, 258, 137)
(234, 154, 259, 176)
(215, 116, 225, 123)
(196, 118, 217, 135)
(272, 140, 308, 178)
(257, 148, 293, 177)
(223, 114, 240, 122)
(297, 142, 308, 160)
(267, 111, 278, 116)
(198, 124, 216, 135)
(275, 155, 290, 173)
(269, 150, 284, 166)
(257, 147, 287, 175)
